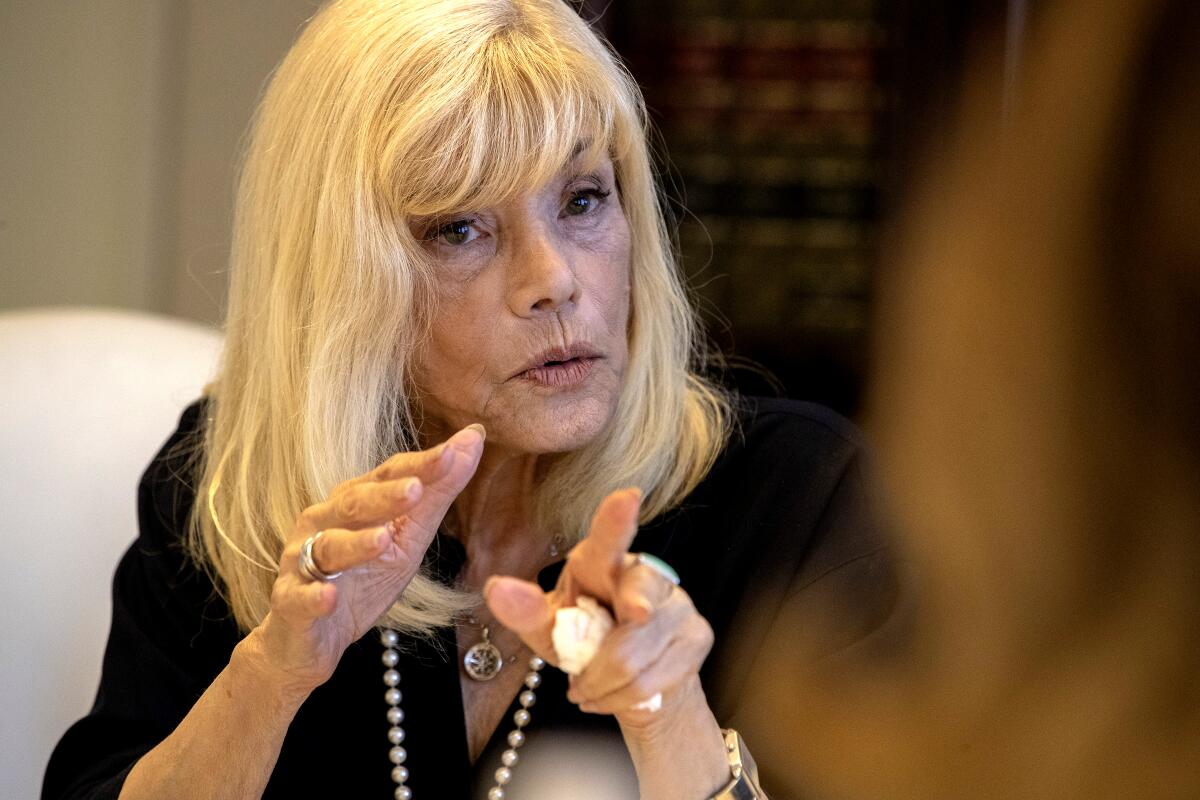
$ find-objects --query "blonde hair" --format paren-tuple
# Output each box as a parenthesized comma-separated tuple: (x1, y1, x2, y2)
(189, 0, 731, 636)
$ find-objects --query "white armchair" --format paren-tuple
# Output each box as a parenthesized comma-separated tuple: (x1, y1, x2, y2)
(0, 307, 221, 800)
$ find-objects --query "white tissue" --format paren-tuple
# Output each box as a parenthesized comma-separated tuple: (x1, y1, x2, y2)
(552, 596, 614, 675)
(552, 595, 664, 713)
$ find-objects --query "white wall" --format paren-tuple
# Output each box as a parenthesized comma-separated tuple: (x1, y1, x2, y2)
(170, 0, 323, 323)
(0, 1, 321, 325)
(0, 1, 179, 312)
(0, 3, 319, 796)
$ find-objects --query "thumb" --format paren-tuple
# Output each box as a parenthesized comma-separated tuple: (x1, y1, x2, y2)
(484, 576, 556, 661)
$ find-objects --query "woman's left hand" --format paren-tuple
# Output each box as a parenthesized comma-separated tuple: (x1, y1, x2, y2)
(484, 488, 715, 732)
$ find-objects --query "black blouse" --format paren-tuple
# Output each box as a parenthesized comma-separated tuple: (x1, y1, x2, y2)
(43, 396, 902, 800)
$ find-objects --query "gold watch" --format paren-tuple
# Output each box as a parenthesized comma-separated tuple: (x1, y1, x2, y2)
(709, 728, 768, 799)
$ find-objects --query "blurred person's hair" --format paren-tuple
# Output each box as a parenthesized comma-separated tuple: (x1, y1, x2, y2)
(183, 0, 730, 636)
(761, 1, 1200, 797)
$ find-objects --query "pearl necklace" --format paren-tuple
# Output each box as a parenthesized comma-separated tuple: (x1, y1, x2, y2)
(381, 627, 547, 799)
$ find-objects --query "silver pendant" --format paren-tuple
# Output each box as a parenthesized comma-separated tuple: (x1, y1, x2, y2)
(463, 625, 503, 681)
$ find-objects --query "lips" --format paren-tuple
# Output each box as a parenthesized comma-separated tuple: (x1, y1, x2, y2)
(512, 343, 603, 387)
(513, 343, 603, 377)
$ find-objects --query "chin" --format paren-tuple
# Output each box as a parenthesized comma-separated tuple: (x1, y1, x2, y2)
(494, 388, 619, 455)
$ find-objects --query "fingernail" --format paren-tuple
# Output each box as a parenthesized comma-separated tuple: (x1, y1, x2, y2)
(403, 478, 421, 498)
(466, 423, 486, 440)
(482, 576, 497, 599)
(628, 486, 643, 502)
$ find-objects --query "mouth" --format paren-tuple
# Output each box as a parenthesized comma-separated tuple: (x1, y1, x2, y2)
(513, 344, 603, 388)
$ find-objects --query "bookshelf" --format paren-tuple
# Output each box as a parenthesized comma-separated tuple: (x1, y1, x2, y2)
(599, 1, 887, 415)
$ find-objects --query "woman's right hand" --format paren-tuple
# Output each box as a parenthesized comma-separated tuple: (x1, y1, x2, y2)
(241, 424, 485, 696)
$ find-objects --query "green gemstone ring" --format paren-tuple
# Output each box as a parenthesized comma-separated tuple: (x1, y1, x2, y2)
(634, 552, 680, 585)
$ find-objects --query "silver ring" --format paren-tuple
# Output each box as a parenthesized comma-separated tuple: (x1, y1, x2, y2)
(633, 552, 680, 586)
(298, 531, 342, 582)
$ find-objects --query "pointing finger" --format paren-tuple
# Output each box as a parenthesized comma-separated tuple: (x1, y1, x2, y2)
(568, 488, 642, 602)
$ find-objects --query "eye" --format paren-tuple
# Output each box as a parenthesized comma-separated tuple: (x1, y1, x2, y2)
(562, 187, 611, 218)
(424, 219, 478, 246)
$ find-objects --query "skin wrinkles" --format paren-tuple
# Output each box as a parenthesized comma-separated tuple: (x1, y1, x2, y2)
(402, 156, 635, 764)
(409, 155, 631, 563)
(411, 156, 630, 459)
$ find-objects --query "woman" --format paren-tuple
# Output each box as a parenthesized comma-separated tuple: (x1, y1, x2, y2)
(44, 1, 899, 798)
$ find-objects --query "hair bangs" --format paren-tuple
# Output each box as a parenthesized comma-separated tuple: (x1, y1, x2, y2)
(197, 0, 730, 639)
(381, 24, 621, 222)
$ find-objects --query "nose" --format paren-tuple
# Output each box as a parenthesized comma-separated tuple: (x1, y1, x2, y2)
(506, 223, 579, 317)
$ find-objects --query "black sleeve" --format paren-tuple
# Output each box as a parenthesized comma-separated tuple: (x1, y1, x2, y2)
(42, 400, 240, 800)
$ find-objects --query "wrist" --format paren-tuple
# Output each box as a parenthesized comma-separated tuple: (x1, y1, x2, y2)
(233, 625, 318, 710)
(615, 675, 712, 742)
(618, 678, 730, 799)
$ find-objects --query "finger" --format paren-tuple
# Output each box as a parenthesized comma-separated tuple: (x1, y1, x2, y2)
(272, 575, 338, 621)
(613, 556, 676, 625)
(365, 437, 456, 484)
(567, 600, 689, 701)
(303, 424, 485, 536)
(386, 426, 486, 562)
(578, 619, 712, 714)
(310, 523, 407, 575)
(484, 576, 557, 662)
(404, 424, 485, 514)
(301, 476, 423, 533)
(567, 487, 642, 602)
(338, 423, 486, 489)
(579, 651, 689, 715)
(382, 423, 486, 493)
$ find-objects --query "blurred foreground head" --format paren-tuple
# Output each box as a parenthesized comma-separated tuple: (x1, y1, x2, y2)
(784, 1, 1200, 797)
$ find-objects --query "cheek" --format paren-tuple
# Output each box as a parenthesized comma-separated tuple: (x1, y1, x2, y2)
(602, 266, 632, 340)
(417, 287, 495, 391)
(588, 222, 633, 338)
(604, 235, 633, 340)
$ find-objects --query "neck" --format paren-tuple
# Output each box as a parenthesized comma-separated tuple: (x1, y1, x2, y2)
(444, 443, 554, 590)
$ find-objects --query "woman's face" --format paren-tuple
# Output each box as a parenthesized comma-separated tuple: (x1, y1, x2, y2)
(411, 155, 631, 454)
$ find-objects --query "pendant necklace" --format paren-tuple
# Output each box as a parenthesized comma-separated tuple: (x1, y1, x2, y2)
(382, 533, 564, 798)
(383, 626, 545, 800)
(460, 535, 560, 682)
(462, 621, 507, 681)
